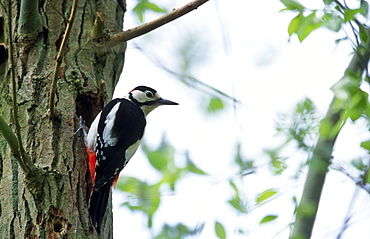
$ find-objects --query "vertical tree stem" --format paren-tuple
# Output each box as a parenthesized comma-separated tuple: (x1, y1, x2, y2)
(17, 0, 41, 35)
(7, 0, 35, 173)
(290, 28, 370, 238)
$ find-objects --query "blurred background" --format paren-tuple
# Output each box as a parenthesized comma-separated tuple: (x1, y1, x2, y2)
(111, 0, 370, 238)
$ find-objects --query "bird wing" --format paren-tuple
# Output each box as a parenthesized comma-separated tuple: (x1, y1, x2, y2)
(94, 98, 146, 189)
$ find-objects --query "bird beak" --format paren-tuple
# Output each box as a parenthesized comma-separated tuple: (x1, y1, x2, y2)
(156, 98, 179, 106)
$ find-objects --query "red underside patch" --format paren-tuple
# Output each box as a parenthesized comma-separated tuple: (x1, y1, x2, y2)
(112, 174, 119, 188)
(86, 147, 96, 184)
(86, 146, 120, 188)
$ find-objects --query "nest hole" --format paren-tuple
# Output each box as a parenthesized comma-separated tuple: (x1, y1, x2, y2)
(76, 91, 104, 127)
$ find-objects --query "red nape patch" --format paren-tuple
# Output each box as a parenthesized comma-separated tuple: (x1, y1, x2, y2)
(86, 147, 96, 184)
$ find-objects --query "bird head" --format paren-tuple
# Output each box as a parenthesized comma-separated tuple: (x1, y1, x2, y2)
(127, 86, 178, 115)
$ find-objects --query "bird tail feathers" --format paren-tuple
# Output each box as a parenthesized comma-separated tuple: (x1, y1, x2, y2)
(89, 183, 110, 234)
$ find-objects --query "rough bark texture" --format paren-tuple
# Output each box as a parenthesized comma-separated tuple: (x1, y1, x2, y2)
(0, 0, 126, 238)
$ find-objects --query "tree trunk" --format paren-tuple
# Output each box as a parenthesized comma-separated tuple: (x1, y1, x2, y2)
(0, 0, 126, 238)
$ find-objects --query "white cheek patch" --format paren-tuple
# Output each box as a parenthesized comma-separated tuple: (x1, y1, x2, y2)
(131, 90, 147, 103)
(130, 90, 160, 103)
(103, 102, 121, 147)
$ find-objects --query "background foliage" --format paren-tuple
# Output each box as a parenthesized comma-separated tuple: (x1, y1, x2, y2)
(113, 0, 370, 238)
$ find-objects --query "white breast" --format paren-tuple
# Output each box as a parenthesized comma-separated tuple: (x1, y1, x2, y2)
(86, 112, 101, 151)
(125, 139, 143, 163)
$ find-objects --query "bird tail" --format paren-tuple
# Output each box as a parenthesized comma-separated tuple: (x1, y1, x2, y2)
(89, 183, 111, 234)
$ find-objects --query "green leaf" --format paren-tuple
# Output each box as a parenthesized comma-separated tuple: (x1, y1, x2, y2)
(143, 143, 175, 172)
(228, 197, 247, 213)
(280, 0, 305, 12)
(292, 196, 299, 213)
(264, 148, 288, 174)
(288, 14, 303, 36)
(117, 177, 162, 228)
(323, 14, 342, 32)
(146, 2, 167, 13)
(234, 143, 254, 172)
(335, 37, 348, 44)
(323, 0, 334, 5)
(146, 186, 161, 214)
(229, 180, 239, 195)
(116, 176, 142, 193)
(295, 97, 315, 114)
(331, 74, 359, 102)
(343, 8, 361, 22)
(147, 148, 168, 171)
(346, 89, 368, 121)
(133, 0, 147, 22)
(288, 12, 324, 41)
(359, 24, 369, 43)
(132, 0, 167, 22)
(361, 0, 369, 16)
(155, 223, 204, 239)
(351, 158, 365, 170)
(215, 221, 226, 239)
(296, 12, 323, 42)
(331, 74, 368, 122)
(360, 140, 370, 151)
(228, 180, 247, 213)
(207, 97, 224, 113)
(256, 189, 278, 204)
(186, 158, 207, 175)
(260, 215, 278, 224)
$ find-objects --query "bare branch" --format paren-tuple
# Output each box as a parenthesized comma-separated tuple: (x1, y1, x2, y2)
(48, 0, 78, 117)
(92, 0, 209, 50)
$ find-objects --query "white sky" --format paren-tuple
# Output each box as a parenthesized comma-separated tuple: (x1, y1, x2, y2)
(112, 0, 370, 238)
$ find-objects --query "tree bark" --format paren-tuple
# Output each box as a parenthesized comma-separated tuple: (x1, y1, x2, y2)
(0, 0, 126, 238)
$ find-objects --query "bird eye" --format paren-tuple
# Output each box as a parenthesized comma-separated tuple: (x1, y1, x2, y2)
(146, 91, 154, 98)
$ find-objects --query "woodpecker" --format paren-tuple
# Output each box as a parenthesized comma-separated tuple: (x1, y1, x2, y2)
(86, 86, 178, 233)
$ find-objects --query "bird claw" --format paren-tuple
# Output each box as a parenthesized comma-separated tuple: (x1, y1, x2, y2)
(71, 115, 88, 142)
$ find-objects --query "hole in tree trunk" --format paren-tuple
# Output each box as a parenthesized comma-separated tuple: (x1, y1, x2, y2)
(53, 219, 63, 233)
(76, 91, 104, 128)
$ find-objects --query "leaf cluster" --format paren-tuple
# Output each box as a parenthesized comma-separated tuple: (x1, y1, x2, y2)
(264, 98, 319, 176)
(154, 223, 204, 239)
(116, 137, 206, 235)
(331, 72, 369, 122)
(281, 0, 369, 42)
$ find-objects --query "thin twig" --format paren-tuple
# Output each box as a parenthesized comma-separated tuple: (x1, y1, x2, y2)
(48, 0, 78, 117)
(133, 43, 241, 104)
(7, 0, 35, 172)
(47, 0, 69, 23)
(106, 0, 209, 49)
